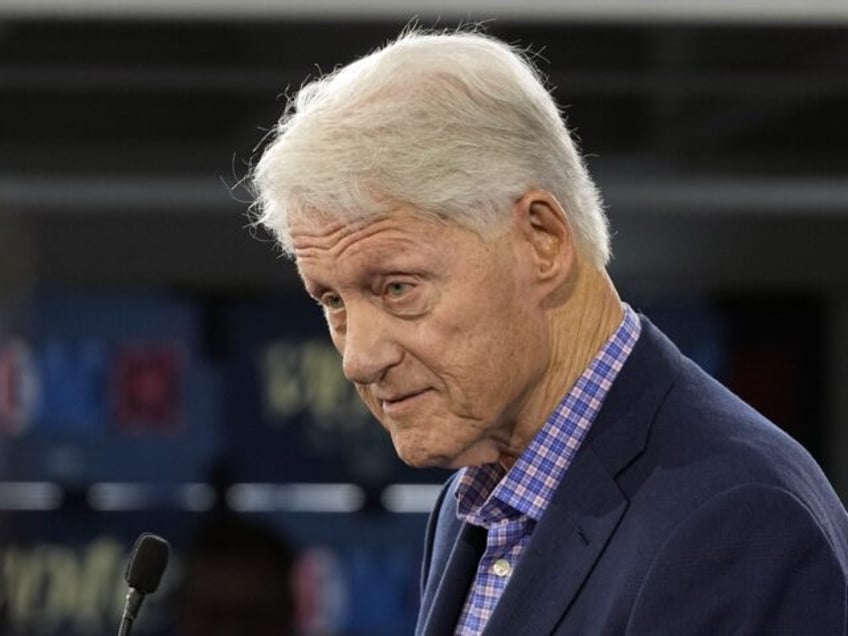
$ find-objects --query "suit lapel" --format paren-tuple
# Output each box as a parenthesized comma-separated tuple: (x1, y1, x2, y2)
(482, 448, 627, 635)
(419, 521, 487, 636)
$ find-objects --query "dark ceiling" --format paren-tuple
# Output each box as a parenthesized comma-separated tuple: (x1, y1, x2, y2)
(0, 18, 846, 290)
(2, 20, 847, 183)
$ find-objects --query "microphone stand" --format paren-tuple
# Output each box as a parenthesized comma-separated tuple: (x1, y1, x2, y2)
(117, 587, 146, 636)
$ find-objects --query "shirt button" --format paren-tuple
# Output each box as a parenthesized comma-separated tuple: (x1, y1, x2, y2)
(492, 559, 512, 577)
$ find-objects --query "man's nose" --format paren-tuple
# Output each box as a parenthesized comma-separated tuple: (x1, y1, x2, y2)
(340, 306, 401, 385)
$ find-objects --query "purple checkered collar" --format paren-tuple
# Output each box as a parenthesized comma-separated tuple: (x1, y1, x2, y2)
(456, 304, 641, 526)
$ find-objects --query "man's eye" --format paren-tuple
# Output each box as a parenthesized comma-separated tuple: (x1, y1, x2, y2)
(385, 282, 411, 298)
(322, 294, 344, 310)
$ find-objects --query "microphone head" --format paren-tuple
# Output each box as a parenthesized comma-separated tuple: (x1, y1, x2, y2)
(125, 533, 170, 594)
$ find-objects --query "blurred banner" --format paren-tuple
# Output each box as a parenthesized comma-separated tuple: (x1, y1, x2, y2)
(0, 289, 827, 635)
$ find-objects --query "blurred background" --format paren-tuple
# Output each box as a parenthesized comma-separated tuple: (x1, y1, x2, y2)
(0, 1, 847, 634)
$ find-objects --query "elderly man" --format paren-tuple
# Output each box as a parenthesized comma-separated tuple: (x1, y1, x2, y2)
(251, 29, 848, 636)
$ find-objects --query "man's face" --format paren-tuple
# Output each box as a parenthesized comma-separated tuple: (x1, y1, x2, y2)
(291, 209, 550, 469)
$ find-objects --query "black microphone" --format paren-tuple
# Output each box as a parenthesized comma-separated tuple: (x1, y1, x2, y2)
(118, 533, 170, 636)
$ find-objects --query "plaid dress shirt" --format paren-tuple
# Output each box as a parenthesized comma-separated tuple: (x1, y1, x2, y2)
(453, 305, 641, 635)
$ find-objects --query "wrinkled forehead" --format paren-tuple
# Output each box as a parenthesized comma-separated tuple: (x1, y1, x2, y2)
(286, 204, 451, 253)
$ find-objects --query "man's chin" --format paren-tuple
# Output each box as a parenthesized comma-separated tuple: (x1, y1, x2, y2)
(392, 438, 498, 470)
(395, 446, 454, 470)
(390, 434, 455, 469)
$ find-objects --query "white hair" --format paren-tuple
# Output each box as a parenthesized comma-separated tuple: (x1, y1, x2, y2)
(251, 28, 611, 268)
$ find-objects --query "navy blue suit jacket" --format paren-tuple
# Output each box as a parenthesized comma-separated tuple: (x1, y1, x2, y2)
(416, 316, 848, 635)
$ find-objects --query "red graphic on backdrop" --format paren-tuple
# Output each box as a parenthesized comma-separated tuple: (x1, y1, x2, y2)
(111, 342, 185, 433)
(0, 339, 39, 436)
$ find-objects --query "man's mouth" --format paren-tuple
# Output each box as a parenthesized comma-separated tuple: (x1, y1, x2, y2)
(380, 389, 430, 412)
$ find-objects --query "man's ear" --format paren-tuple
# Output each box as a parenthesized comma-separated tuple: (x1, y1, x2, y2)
(514, 189, 576, 293)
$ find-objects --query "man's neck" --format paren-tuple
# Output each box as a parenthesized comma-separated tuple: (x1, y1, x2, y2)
(504, 262, 624, 464)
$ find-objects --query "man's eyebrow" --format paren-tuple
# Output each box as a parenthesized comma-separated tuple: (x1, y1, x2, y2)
(299, 277, 329, 298)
